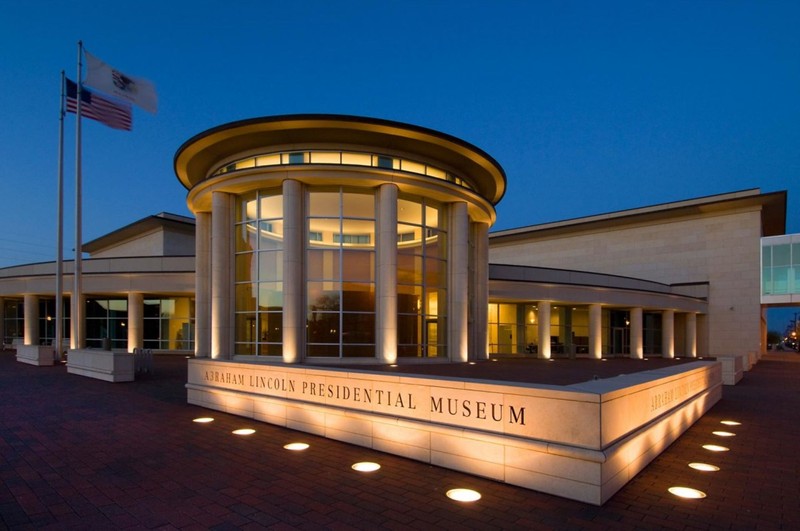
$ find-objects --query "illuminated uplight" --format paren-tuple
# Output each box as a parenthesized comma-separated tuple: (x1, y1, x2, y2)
(669, 486, 707, 499)
(548, 359, 555, 362)
(601, 358, 608, 362)
(446, 488, 481, 502)
(284, 442, 310, 451)
(351, 462, 381, 472)
(712, 431, 736, 437)
(468, 362, 476, 365)
(720, 420, 741, 426)
(389, 364, 398, 368)
(192, 417, 214, 423)
(689, 462, 720, 472)
(232, 428, 255, 435)
(703, 444, 729, 452)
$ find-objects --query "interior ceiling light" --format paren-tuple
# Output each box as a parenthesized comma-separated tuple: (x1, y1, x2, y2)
(192, 417, 214, 423)
(712, 431, 736, 437)
(703, 444, 729, 452)
(689, 462, 720, 472)
(668, 486, 707, 499)
(284, 442, 309, 451)
(352, 462, 381, 472)
(446, 488, 481, 502)
(720, 420, 741, 426)
(232, 428, 255, 435)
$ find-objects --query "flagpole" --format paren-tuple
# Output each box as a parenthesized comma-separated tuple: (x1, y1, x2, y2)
(55, 71, 65, 361)
(72, 40, 84, 350)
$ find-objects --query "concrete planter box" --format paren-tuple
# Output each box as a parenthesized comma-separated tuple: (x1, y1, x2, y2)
(67, 349, 135, 382)
(16, 345, 55, 366)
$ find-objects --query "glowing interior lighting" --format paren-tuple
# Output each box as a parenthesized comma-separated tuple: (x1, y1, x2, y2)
(351, 462, 381, 472)
(712, 431, 736, 437)
(192, 417, 214, 423)
(703, 444, 729, 452)
(720, 420, 741, 426)
(669, 486, 707, 499)
(232, 428, 255, 435)
(446, 488, 481, 502)
(689, 463, 720, 472)
(284, 442, 309, 451)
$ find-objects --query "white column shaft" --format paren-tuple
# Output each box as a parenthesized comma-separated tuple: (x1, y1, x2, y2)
(538, 301, 551, 359)
(662, 310, 675, 358)
(376, 184, 397, 363)
(194, 212, 211, 358)
(448, 202, 469, 362)
(127, 292, 144, 352)
(685, 313, 697, 358)
(211, 192, 233, 359)
(589, 304, 602, 359)
(24, 294, 39, 346)
(282, 180, 303, 363)
(630, 307, 643, 359)
(471, 222, 489, 360)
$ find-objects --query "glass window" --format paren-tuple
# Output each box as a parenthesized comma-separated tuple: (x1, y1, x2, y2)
(234, 190, 284, 356)
(397, 196, 446, 358)
(306, 188, 375, 358)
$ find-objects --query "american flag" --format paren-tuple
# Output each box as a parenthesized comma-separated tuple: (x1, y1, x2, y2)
(65, 78, 132, 131)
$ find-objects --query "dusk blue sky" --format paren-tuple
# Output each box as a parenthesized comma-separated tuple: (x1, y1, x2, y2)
(1, 1, 798, 330)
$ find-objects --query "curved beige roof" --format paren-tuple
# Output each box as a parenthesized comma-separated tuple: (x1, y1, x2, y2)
(174, 114, 506, 204)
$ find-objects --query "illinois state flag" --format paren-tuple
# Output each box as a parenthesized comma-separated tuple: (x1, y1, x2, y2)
(84, 50, 158, 113)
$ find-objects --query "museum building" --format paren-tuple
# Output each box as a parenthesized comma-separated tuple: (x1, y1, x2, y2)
(2, 115, 794, 503)
(0, 115, 789, 371)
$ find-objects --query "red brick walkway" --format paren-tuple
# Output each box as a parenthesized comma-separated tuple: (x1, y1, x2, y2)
(1, 350, 798, 529)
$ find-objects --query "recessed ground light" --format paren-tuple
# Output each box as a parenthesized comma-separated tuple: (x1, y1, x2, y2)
(232, 428, 255, 435)
(468, 362, 476, 365)
(548, 359, 555, 362)
(703, 444, 729, 452)
(389, 364, 398, 367)
(643, 358, 649, 361)
(185, 355, 191, 359)
(601, 359, 608, 362)
(712, 431, 736, 437)
(352, 462, 381, 472)
(446, 488, 481, 502)
(284, 442, 309, 451)
(720, 420, 741, 426)
(192, 417, 214, 423)
(689, 462, 720, 472)
(491, 359, 498, 362)
(669, 486, 706, 499)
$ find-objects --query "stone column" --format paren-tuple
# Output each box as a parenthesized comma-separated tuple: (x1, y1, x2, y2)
(589, 304, 602, 359)
(538, 301, 551, 359)
(194, 211, 211, 358)
(685, 312, 697, 358)
(376, 184, 397, 363)
(470, 221, 490, 360)
(23, 294, 39, 346)
(211, 192, 233, 360)
(282, 180, 304, 364)
(662, 310, 675, 358)
(448, 202, 469, 363)
(630, 307, 643, 359)
(127, 292, 144, 353)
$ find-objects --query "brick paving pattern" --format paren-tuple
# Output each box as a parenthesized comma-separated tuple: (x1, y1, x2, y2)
(1, 349, 798, 530)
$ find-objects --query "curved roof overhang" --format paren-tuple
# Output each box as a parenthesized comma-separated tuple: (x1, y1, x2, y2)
(174, 114, 506, 204)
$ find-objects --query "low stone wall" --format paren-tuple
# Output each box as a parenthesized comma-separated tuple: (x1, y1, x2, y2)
(16, 345, 55, 366)
(66, 349, 135, 382)
(187, 359, 721, 505)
